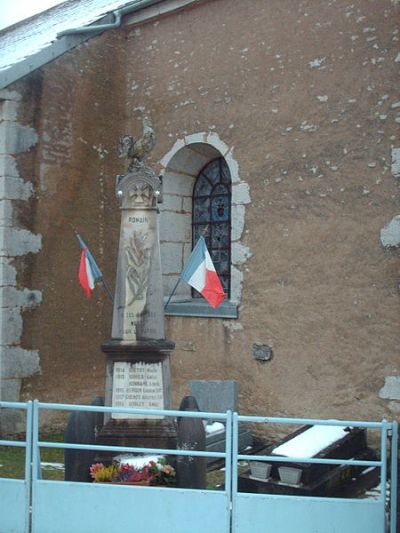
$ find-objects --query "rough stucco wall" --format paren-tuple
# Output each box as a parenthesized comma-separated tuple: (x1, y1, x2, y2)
(15, 32, 127, 424)
(122, 0, 400, 421)
(11, 0, 400, 427)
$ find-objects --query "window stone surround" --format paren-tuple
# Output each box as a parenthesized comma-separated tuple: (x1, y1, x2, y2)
(159, 132, 251, 318)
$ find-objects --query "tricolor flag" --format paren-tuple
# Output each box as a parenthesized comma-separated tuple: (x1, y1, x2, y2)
(76, 234, 103, 298)
(181, 236, 225, 308)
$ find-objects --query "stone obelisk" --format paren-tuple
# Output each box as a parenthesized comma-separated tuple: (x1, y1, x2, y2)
(97, 118, 176, 451)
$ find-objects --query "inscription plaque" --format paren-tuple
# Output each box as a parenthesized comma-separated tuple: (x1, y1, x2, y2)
(111, 361, 164, 419)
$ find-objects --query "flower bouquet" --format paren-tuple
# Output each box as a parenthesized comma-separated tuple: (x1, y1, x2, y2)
(90, 458, 175, 486)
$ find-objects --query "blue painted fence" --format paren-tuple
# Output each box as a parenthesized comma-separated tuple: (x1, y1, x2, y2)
(0, 400, 397, 533)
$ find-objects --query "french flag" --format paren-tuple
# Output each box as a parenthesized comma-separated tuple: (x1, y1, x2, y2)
(79, 249, 96, 298)
(181, 237, 225, 308)
(77, 234, 103, 298)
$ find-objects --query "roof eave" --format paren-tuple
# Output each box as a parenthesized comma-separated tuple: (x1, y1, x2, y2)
(0, 13, 114, 91)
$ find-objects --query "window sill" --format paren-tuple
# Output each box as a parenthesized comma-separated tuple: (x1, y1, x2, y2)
(164, 299, 238, 319)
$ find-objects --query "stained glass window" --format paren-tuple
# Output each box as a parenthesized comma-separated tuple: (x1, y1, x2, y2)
(192, 158, 231, 298)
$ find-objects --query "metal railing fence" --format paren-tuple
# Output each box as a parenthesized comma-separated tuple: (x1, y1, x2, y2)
(0, 401, 33, 533)
(0, 400, 398, 533)
(232, 414, 398, 533)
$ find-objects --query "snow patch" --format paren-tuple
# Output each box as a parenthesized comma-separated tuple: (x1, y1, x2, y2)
(205, 421, 225, 435)
(114, 455, 163, 468)
(40, 462, 64, 470)
(272, 426, 349, 459)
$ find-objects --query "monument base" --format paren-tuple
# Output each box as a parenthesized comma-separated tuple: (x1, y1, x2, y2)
(96, 419, 176, 456)
(96, 339, 176, 461)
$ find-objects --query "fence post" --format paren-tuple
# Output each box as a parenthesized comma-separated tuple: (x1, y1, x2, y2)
(25, 401, 33, 533)
(380, 420, 389, 533)
(390, 420, 398, 533)
(225, 410, 233, 533)
(231, 412, 239, 533)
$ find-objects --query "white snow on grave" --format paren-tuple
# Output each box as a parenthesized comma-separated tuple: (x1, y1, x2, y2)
(205, 421, 225, 435)
(40, 462, 64, 470)
(272, 425, 349, 459)
(113, 455, 163, 468)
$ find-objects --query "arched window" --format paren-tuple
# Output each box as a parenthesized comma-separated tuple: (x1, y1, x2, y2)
(192, 157, 231, 298)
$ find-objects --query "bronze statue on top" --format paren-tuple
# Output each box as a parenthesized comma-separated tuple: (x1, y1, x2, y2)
(118, 116, 156, 171)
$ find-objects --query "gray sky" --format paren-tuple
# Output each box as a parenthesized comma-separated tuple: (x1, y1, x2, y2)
(0, 0, 64, 30)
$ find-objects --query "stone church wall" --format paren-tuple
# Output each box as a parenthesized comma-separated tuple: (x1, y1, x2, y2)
(2, 0, 399, 429)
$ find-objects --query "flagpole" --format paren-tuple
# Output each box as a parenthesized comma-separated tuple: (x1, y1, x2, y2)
(99, 278, 114, 303)
(164, 277, 182, 310)
(72, 226, 114, 303)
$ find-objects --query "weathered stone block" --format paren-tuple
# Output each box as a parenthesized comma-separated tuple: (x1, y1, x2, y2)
(0, 258, 16, 286)
(224, 149, 240, 184)
(159, 212, 191, 241)
(230, 265, 243, 303)
(0, 122, 37, 155)
(0, 100, 18, 122)
(379, 376, 400, 400)
(0, 347, 40, 379)
(380, 216, 400, 248)
(0, 90, 22, 102)
(0, 227, 41, 257)
(0, 199, 13, 226)
(0, 156, 19, 178)
(162, 274, 189, 299)
(232, 182, 251, 205)
(0, 176, 33, 200)
(0, 377, 21, 401)
(204, 133, 230, 156)
(183, 242, 192, 262)
(391, 147, 400, 179)
(160, 242, 184, 274)
(182, 196, 192, 212)
(163, 171, 195, 196)
(162, 193, 182, 212)
(167, 147, 211, 177)
(0, 307, 23, 345)
(232, 242, 252, 265)
(0, 287, 42, 309)
(231, 204, 245, 241)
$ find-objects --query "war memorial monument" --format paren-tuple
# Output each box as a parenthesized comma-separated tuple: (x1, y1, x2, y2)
(97, 118, 176, 451)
